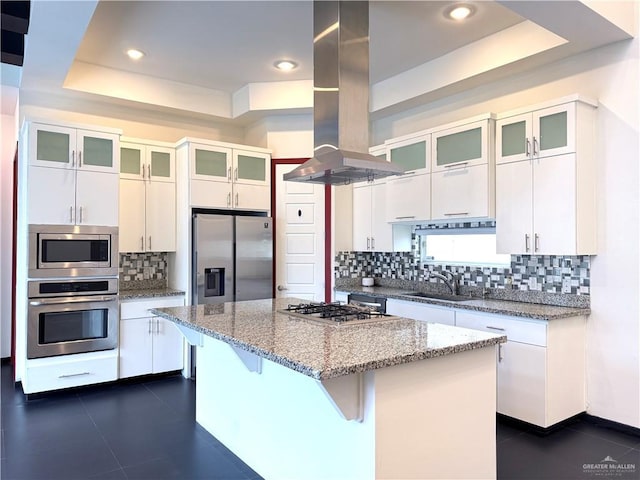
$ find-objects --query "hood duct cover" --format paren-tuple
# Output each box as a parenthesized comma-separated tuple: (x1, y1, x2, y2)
(283, 1, 405, 185)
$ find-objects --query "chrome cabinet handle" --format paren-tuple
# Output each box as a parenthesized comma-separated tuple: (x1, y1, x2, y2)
(371, 237, 375, 250)
(486, 325, 506, 331)
(227, 167, 231, 181)
(78, 151, 82, 168)
(235, 193, 238, 206)
(79, 206, 83, 223)
(534, 233, 540, 252)
(148, 236, 152, 250)
(533, 136, 538, 156)
(70, 206, 74, 223)
(234, 168, 238, 181)
(526, 138, 531, 157)
(525, 234, 530, 252)
(156, 318, 160, 335)
(142, 164, 147, 179)
(366, 237, 370, 250)
(59, 372, 90, 378)
(227, 193, 231, 206)
(71, 150, 75, 168)
(444, 162, 468, 169)
(443, 212, 469, 216)
(498, 344, 504, 363)
(148, 318, 152, 335)
(140, 236, 144, 250)
(395, 216, 415, 219)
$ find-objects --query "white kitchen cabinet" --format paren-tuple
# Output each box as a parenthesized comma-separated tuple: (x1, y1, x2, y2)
(119, 139, 176, 253)
(430, 116, 495, 221)
(385, 171, 431, 223)
(386, 298, 455, 326)
(28, 122, 120, 174)
(24, 120, 121, 226)
(386, 133, 430, 174)
(353, 181, 392, 252)
(455, 310, 586, 428)
(185, 140, 271, 211)
(431, 164, 493, 220)
(496, 98, 595, 165)
(431, 117, 494, 172)
(495, 97, 597, 255)
(119, 296, 185, 379)
(22, 350, 119, 394)
(28, 166, 119, 226)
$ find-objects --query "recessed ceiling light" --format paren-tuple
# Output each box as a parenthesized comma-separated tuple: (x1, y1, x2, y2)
(446, 4, 475, 21)
(274, 60, 298, 72)
(126, 49, 145, 60)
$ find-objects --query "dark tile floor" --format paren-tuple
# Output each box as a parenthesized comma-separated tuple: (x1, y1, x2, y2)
(2, 362, 639, 479)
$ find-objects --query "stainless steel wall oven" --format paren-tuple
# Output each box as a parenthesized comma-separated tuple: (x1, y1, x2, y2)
(29, 224, 118, 278)
(27, 278, 119, 359)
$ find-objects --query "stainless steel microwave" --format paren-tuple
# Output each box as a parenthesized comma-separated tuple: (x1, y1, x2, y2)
(29, 224, 119, 278)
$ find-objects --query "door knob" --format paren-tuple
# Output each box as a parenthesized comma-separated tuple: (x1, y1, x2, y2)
(277, 285, 288, 291)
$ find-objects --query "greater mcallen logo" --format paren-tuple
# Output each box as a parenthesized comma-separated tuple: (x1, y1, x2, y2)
(583, 456, 636, 476)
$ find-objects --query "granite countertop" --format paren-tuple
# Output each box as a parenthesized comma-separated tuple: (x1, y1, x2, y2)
(336, 286, 590, 320)
(120, 288, 186, 300)
(150, 297, 506, 381)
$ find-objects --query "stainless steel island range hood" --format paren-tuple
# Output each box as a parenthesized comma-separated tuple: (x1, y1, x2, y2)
(283, 1, 405, 185)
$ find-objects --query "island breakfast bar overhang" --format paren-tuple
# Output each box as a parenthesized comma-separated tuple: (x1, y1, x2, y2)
(151, 298, 506, 480)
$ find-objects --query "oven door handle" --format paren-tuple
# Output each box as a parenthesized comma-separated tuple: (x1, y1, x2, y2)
(349, 300, 383, 309)
(29, 295, 118, 306)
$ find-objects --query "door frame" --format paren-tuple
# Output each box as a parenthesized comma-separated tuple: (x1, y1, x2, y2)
(270, 159, 332, 302)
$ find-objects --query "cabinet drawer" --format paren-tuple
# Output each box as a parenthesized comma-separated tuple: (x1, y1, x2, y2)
(23, 350, 118, 394)
(121, 296, 185, 319)
(455, 311, 547, 346)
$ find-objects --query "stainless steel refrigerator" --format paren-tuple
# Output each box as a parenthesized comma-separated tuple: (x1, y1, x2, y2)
(192, 212, 273, 306)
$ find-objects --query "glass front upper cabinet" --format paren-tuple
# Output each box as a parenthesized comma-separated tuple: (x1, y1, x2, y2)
(29, 124, 119, 173)
(190, 144, 232, 183)
(232, 149, 270, 186)
(148, 147, 175, 182)
(432, 119, 493, 172)
(386, 134, 430, 173)
(497, 102, 576, 164)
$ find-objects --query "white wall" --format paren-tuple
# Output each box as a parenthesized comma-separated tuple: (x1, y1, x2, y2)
(371, 37, 640, 427)
(1, 105, 18, 358)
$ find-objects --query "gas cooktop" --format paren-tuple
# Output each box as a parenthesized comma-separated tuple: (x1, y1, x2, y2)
(280, 302, 399, 326)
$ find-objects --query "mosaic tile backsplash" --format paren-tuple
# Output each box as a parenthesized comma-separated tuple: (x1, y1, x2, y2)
(119, 252, 168, 290)
(335, 251, 590, 296)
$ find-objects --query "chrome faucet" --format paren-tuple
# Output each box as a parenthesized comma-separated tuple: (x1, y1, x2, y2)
(429, 271, 459, 296)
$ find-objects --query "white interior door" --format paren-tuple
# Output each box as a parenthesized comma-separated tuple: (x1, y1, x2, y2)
(275, 164, 325, 301)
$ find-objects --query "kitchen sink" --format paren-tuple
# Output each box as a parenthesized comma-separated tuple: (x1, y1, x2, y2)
(400, 292, 470, 302)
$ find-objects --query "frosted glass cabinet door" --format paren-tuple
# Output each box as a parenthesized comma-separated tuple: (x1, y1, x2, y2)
(28, 123, 76, 169)
(432, 120, 489, 172)
(496, 113, 533, 164)
(77, 130, 119, 174)
(190, 144, 232, 183)
(533, 103, 576, 158)
(232, 149, 270, 186)
(148, 146, 175, 182)
(387, 136, 430, 173)
(120, 143, 144, 179)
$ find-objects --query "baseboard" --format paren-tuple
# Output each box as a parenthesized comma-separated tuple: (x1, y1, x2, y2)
(498, 412, 640, 438)
(582, 413, 640, 437)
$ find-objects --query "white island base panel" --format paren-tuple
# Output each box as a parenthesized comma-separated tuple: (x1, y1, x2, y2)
(196, 335, 498, 480)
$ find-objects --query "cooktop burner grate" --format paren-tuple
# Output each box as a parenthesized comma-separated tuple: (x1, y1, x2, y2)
(284, 302, 390, 323)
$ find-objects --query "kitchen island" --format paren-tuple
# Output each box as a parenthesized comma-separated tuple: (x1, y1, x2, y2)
(151, 297, 506, 480)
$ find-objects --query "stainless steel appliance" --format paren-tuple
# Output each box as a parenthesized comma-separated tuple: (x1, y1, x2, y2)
(29, 224, 118, 278)
(192, 211, 273, 305)
(280, 302, 397, 326)
(347, 293, 387, 314)
(27, 277, 119, 359)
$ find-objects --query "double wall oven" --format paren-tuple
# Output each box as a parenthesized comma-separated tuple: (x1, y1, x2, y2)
(27, 225, 119, 359)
